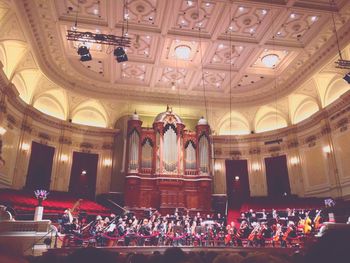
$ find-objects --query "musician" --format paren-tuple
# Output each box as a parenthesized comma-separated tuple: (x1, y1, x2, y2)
(184, 220, 192, 246)
(272, 209, 278, 220)
(64, 217, 82, 247)
(0, 205, 13, 221)
(281, 221, 297, 248)
(157, 218, 167, 245)
(258, 222, 271, 247)
(61, 209, 73, 234)
(236, 220, 249, 246)
(272, 223, 283, 247)
(247, 222, 260, 247)
(165, 221, 175, 246)
(214, 213, 225, 226)
(104, 217, 117, 235)
(138, 218, 152, 246)
(239, 212, 247, 223)
(97, 217, 108, 246)
(225, 221, 237, 246)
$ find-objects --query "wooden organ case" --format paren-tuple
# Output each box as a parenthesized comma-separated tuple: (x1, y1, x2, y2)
(124, 108, 212, 214)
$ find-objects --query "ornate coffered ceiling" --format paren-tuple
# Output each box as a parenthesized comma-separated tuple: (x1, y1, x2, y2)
(1, 0, 350, 132)
(10, 0, 349, 106)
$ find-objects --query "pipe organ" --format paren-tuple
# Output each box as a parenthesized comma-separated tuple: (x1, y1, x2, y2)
(124, 108, 212, 214)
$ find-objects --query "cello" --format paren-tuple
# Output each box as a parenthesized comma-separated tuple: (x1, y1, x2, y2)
(224, 224, 232, 245)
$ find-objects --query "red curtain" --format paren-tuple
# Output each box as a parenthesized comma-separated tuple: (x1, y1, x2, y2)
(69, 151, 99, 199)
(25, 141, 55, 191)
(264, 155, 291, 197)
(225, 159, 250, 208)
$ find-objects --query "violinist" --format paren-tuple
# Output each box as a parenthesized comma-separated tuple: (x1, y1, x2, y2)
(182, 220, 190, 246)
(158, 218, 167, 245)
(120, 221, 134, 246)
(138, 218, 152, 246)
(63, 217, 82, 247)
(93, 216, 106, 246)
(165, 221, 174, 246)
(104, 216, 117, 246)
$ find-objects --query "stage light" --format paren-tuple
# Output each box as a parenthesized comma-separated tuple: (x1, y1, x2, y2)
(344, 72, 350, 84)
(114, 47, 128, 63)
(77, 45, 92, 61)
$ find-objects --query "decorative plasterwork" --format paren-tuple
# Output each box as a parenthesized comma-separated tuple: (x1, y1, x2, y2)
(5, 0, 350, 108)
(221, 4, 271, 40)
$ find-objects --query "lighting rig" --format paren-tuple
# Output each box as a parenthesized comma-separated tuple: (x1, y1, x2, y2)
(67, 30, 131, 62)
(66, 0, 131, 63)
(329, 0, 350, 83)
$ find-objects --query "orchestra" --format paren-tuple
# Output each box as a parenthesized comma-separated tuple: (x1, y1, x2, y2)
(59, 207, 325, 248)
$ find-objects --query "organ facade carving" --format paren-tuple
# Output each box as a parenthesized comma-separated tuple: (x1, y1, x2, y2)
(124, 107, 212, 213)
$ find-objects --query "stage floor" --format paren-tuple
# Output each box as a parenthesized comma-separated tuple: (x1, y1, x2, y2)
(45, 246, 298, 256)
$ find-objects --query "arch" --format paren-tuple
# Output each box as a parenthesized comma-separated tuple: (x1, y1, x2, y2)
(32, 89, 67, 120)
(255, 113, 287, 133)
(217, 111, 250, 135)
(293, 99, 319, 124)
(0, 40, 27, 79)
(12, 69, 41, 104)
(324, 78, 350, 106)
(11, 73, 28, 103)
(71, 100, 109, 128)
(254, 106, 288, 133)
(72, 109, 107, 128)
(33, 96, 65, 120)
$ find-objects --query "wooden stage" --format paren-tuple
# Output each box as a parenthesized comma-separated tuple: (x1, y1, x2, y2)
(44, 246, 299, 256)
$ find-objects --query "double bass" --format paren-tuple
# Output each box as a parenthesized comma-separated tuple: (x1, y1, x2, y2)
(68, 199, 82, 223)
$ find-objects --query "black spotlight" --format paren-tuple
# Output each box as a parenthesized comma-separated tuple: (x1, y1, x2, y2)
(77, 45, 92, 62)
(344, 72, 350, 84)
(114, 47, 128, 63)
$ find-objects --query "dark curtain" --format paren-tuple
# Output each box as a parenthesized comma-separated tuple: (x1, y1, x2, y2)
(25, 141, 55, 191)
(264, 155, 291, 197)
(225, 159, 250, 208)
(69, 151, 98, 199)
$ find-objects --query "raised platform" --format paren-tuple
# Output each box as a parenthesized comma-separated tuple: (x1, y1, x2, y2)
(44, 246, 298, 256)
